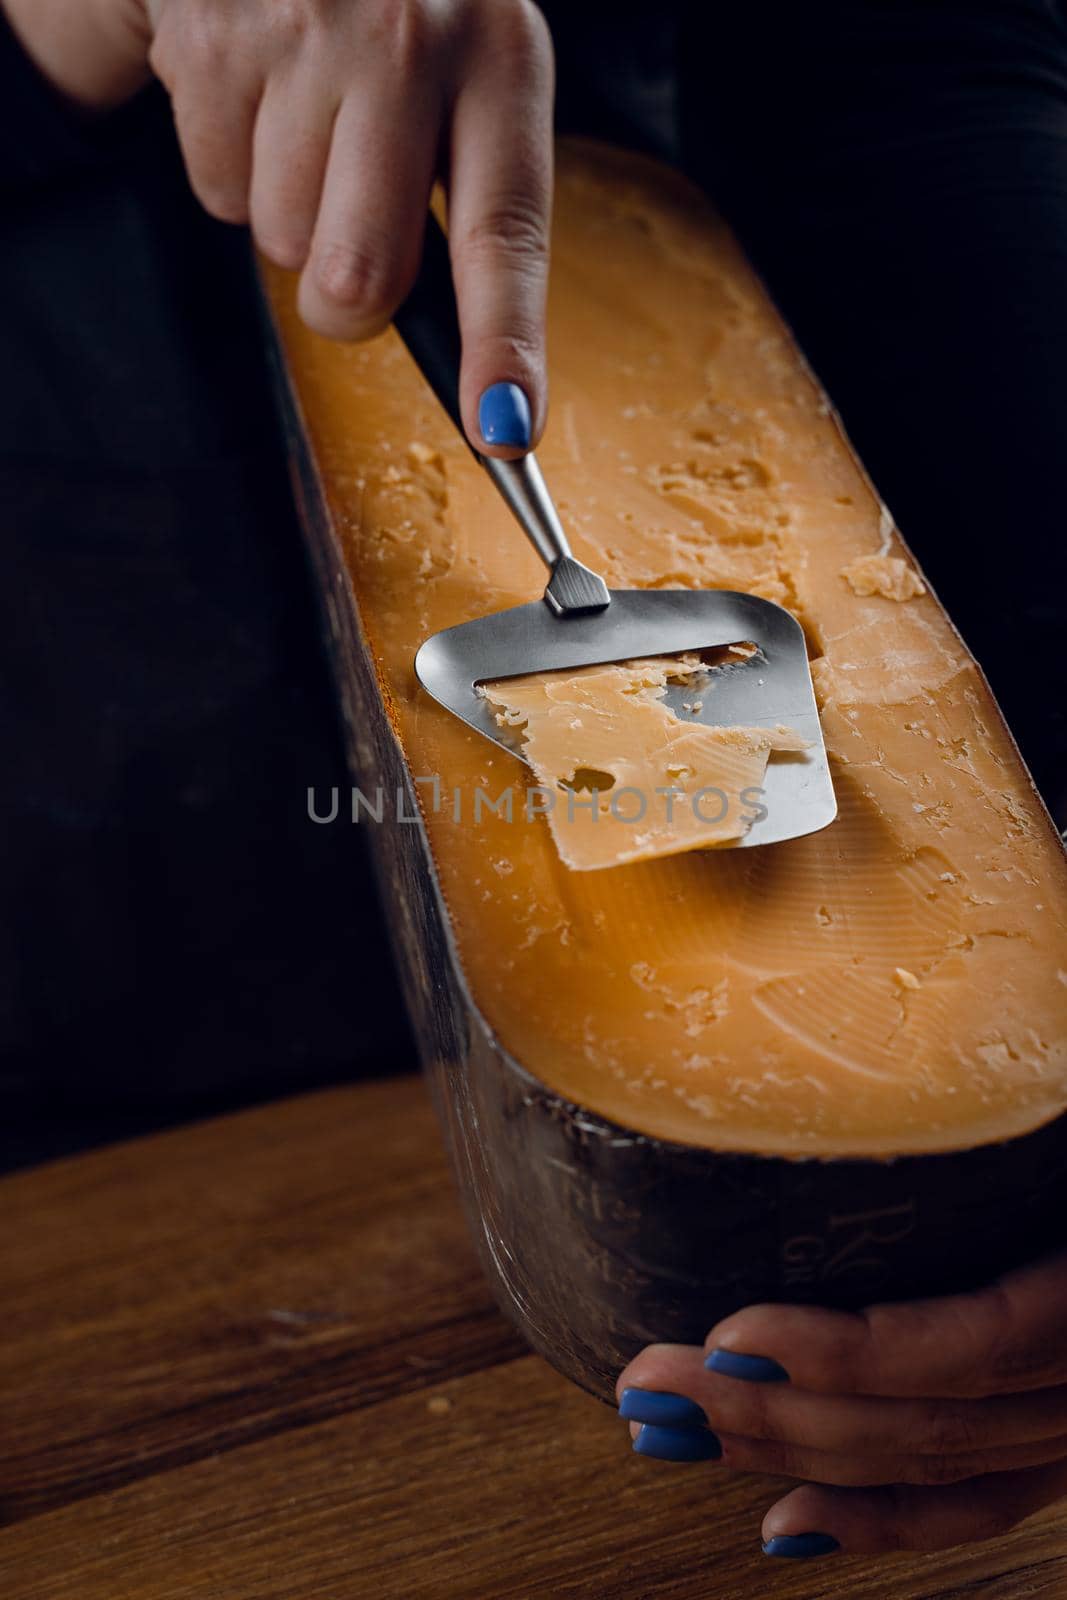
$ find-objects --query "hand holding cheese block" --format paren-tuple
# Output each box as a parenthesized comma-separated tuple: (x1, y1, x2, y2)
(262, 142, 1067, 1410)
(617, 1246, 1067, 1555)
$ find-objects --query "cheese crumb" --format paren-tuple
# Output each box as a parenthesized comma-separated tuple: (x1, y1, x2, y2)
(841, 553, 925, 601)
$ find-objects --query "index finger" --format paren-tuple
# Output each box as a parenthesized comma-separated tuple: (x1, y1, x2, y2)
(445, 2, 554, 458)
(704, 1247, 1067, 1399)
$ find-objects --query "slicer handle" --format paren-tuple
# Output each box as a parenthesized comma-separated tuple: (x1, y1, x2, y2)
(393, 213, 610, 616)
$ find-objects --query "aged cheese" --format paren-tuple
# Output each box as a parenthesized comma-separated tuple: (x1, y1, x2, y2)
(482, 656, 808, 869)
(262, 142, 1067, 1161)
(841, 552, 926, 601)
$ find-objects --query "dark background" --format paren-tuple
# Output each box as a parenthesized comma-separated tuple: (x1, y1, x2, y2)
(3, 2, 1065, 1172)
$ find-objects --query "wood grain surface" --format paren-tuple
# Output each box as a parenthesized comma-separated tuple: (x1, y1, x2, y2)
(2, 1075, 1065, 1599)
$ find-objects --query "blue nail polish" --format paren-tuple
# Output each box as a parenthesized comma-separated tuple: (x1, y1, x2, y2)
(619, 1387, 708, 1428)
(705, 1349, 790, 1383)
(478, 382, 531, 447)
(762, 1533, 840, 1560)
(632, 1424, 722, 1463)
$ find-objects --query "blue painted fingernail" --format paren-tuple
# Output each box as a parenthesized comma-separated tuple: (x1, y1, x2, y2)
(705, 1349, 790, 1383)
(632, 1424, 722, 1463)
(478, 382, 531, 447)
(762, 1533, 840, 1560)
(619, 1387, 708, 1428)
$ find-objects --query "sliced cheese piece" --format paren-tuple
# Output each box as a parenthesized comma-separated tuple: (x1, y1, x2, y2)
(482, 656, 808, 869)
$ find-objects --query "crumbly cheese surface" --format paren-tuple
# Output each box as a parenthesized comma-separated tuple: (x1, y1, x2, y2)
(483, 657, 808, 869)
(264, 142, 1067, 1158)
(841, 552, 926, 601)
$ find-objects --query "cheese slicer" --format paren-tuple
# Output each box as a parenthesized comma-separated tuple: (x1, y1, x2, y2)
(395, 215, 837, 847)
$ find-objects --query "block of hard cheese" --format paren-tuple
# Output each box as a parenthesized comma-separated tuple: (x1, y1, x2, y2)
(262, 141, 1067, 1398)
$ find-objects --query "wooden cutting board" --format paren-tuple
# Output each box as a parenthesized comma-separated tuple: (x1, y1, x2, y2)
(1, 1074, 1064, 1598)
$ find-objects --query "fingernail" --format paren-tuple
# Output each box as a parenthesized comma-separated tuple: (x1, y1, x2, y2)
(478, 382, 531, 448)
(632, 1424, 722, 1463)
(762, 1533, 841, 1560)
(705, 1349, 790, 1383)
(619, 1387, 708, 1428)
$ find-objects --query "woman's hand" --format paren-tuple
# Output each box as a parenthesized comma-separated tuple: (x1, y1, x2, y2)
(616, 1247, 1067, 1558)
(3, 0, 554, 456)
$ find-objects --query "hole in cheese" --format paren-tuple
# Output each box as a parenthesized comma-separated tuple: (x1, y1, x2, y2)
(560, 766, 617, 794)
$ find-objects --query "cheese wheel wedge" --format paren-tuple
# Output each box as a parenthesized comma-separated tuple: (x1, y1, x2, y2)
(262, 141, 1067, 1395)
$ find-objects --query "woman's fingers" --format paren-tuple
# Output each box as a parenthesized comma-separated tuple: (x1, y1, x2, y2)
(149, 8, 261, 224)
(249, 63, 337, 271)
(146, 0, 556, 431)
(446, 1, 554, 455)
(704, 1248, 1067, 1400)
(624, 1415, 1067, 1487)
(618, 1255, 1067, 1554)
(618, 1344, 1067, 1460)
(296, 5, 448, 341)
(761, 1458, 1067, 1556)
(296, 71, 441, 340)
